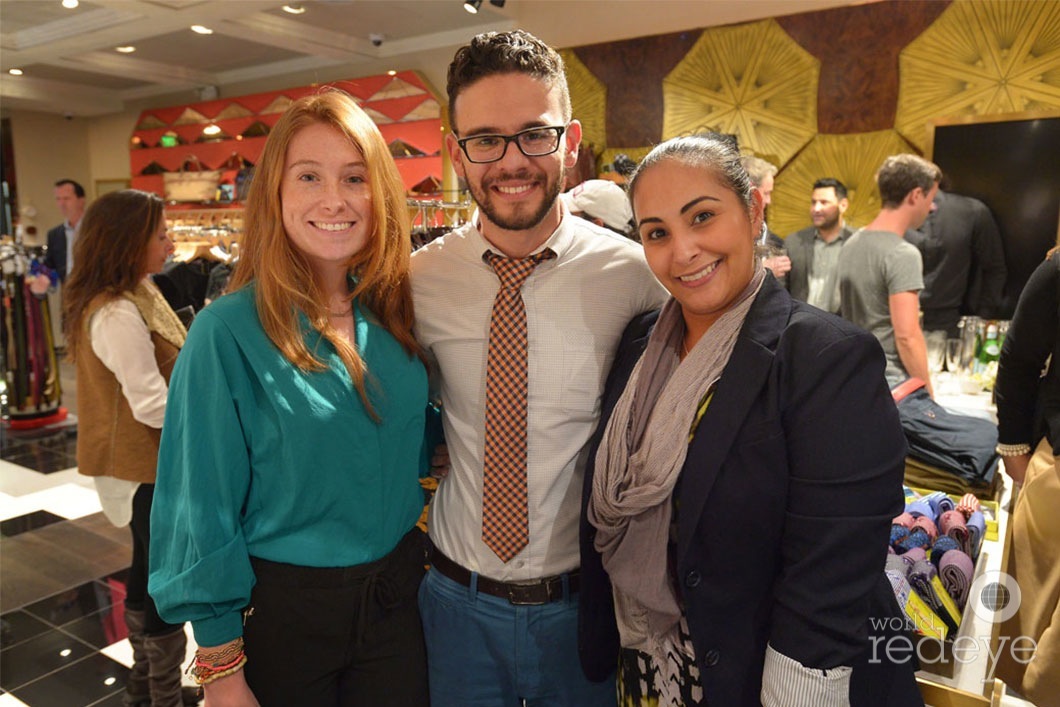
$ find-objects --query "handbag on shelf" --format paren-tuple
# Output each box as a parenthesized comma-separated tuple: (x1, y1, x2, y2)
(217, 152, 255, 202)
(163, 156, 222, 202)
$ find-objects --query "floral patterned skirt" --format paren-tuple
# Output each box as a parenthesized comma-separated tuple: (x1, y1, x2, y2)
(617, 616, 705, 706)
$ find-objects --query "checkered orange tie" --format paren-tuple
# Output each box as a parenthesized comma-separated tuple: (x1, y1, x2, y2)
(481, 249, 555, 562)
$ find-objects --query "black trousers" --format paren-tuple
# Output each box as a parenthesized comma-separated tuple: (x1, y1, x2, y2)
(242, 528, 430, 707)
(126, 483, 182, 637)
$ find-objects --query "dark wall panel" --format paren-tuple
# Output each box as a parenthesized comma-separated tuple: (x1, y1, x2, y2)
(573, 30, 701, 147)
(570, 1, 951, 145)
(777, 1, 949, 134)
(932, 117, 1060, 316)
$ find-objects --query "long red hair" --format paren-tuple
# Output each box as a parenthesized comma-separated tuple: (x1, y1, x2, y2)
(228, 90, 419, 415)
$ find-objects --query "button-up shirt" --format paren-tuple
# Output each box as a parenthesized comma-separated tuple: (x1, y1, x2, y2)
(411, 209, 668, 580)
(806, 228, 851, 313)
(65, 221, 78, 276)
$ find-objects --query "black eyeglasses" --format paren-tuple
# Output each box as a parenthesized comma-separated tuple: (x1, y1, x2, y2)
(456, 125, 567, 164)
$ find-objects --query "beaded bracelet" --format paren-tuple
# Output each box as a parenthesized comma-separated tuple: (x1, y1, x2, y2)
(996, 442, 1032, 457)
(190, 637, 247, 685)
(192, 653, 247, 685)
(196, 637, 243, 664)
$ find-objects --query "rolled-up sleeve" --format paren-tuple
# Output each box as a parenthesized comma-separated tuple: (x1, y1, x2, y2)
(771, 327, 906, 672)
(148, 309, 255, 648)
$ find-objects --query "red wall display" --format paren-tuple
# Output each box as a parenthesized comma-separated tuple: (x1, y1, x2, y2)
(129, 71, 444, 198)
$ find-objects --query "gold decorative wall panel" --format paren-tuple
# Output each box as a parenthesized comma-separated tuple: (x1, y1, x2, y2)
(770, 130, 916, 238)
(560, 49, 608, 155)
(896, 0, 1060, 152)
(662, 19, 819, 167)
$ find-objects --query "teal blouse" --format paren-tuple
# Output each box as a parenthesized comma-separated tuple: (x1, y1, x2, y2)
(149, 286, 427, 647)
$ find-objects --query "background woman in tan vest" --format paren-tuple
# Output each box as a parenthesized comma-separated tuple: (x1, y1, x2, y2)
(64, 189, 196, 707)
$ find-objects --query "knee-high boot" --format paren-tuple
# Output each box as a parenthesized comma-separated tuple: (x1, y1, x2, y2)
(142, 628, 201, 706)
(122, 609, 150, 707)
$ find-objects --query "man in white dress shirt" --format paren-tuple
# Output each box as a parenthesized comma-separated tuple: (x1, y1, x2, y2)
(411, 30, 667, 706)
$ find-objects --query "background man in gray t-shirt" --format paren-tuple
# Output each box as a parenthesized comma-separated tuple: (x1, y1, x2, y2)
(839, 154, 941, 397)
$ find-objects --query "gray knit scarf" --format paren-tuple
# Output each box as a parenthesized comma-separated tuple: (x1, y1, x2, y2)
(589, 263, 766, 666)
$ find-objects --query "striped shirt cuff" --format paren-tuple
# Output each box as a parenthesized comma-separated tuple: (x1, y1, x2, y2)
(761, 643, 851, 707)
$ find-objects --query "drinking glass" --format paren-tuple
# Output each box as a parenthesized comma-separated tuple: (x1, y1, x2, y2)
(926, 334, 945, 374)
(945, 338, 963, 373)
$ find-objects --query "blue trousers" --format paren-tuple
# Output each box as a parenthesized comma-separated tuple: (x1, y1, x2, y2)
(418, 567, 616, 706)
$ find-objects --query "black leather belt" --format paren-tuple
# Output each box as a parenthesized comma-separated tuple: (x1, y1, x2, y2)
(429, 546, 579, 605)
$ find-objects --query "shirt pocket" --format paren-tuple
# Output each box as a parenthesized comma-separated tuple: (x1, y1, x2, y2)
(530, 329, 604, 416)
(559, 330, 606, 414)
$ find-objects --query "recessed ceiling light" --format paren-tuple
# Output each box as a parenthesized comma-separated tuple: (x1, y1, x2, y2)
(387, 70, 397, 76)
(116, 46, 136, 54)
(61, 0, 79, 9)
(282, 4, 306, 14)
(190, 25, 214, 35)
(202, 124, 222, 136)
(8, 68, 24, 76)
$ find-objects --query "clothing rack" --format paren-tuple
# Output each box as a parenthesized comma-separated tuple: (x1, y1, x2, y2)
(1, 241, 66, 426)
(170, 213, 241, 263)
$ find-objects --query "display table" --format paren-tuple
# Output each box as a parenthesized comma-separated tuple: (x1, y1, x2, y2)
(933, 372, 996, 422)
(915, 375, 1016, 704)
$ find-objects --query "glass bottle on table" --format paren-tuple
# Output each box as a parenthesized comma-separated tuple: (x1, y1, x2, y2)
(978, 321, 1001, 369)
(959, 316, 981, 372)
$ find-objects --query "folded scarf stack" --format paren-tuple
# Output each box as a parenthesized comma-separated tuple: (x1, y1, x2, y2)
(888, 490, 987, 614)
(939, 550, 975, 608)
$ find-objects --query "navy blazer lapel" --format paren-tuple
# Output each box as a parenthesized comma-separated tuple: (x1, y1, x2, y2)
(676, 276, 792, 558)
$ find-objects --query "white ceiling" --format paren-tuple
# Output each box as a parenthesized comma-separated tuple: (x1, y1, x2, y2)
(0, 0, 873, 118)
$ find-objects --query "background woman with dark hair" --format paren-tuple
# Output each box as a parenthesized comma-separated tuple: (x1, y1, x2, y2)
(63, 189, 195, 706)
(149, 91, 429, 707)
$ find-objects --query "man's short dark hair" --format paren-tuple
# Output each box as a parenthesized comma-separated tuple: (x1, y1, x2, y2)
(54, 179, 85, 198)
(813, 177, 848, 200)
(446, 30, 570, 134)
(876, 154, 941, 208)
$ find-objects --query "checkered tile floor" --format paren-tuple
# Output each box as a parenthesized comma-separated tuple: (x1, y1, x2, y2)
(0, 423, 200, 706)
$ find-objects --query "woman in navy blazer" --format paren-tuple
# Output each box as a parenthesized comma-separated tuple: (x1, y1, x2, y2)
(579, 135, 921, 706)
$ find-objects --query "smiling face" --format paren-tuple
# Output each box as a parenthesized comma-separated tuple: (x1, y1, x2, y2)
(634, 159, 763, 339)
(142, 217, 173, 277)
(280, 122, 372, 282)
(448, 72, 581, 252)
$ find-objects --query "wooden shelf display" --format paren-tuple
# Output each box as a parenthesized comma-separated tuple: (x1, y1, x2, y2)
(129, 72, 444, 201)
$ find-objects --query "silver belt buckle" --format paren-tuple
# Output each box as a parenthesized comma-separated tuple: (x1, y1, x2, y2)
(506, 580, 550, 606)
